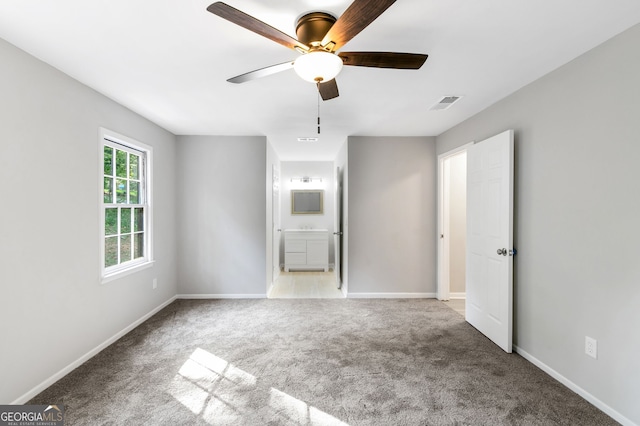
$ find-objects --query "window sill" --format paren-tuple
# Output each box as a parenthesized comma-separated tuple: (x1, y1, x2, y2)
(101, 260, 155, 284)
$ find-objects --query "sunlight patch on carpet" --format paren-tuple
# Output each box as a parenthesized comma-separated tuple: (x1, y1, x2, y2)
(270, 387, 349, 426)
(168, 347, 350, 425)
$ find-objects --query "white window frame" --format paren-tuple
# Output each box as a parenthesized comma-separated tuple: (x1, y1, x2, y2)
(99, 128, 154, 283)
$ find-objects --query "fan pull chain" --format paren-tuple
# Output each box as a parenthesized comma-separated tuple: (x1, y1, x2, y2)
(317, 87, 321, 134)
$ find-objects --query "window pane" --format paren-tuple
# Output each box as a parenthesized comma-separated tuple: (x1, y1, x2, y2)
(120, 235, 131, 262)
(103, 177, 113, 203)
(120, 208, 131, 234)
(104, 146, 113, 175)
(102, 136, 149, 272)
(116, 150, 127, 178)
(105, 208, 118, 236)
(105, 237, 118, 267)
(129, 181, 140, 204)
(134, 208, 144, 232)
(133, 233, 144, 259)
(116, 179, 127, 203)
(129, 154, 139, 179)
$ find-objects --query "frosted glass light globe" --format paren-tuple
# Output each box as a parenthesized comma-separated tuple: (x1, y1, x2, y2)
(294, 51, 343, 83)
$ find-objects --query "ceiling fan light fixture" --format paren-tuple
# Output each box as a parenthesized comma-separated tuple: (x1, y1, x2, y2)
(293, 51, 343, 83)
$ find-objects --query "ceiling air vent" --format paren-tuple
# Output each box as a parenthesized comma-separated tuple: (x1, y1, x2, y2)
(430, 96, 462, 111)
(297, 137, 318, 142)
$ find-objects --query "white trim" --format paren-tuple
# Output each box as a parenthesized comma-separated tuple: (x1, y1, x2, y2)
(438, 142, 475, 160)
(439, 157, 451, 300)
(177, 294, 268, 299)
(101, 260, 155, 284)
(347, 292, 437, 299)
(99, 127, 153, 160)
(449, 292, 466, 299)
(11, 295, 177, 405)
(99, 127, 154, 283)
(437, 142, 474, 301)
(514, 345, 636, 426)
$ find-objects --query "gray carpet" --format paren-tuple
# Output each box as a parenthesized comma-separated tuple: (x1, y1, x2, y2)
(30, 299, 616, 425)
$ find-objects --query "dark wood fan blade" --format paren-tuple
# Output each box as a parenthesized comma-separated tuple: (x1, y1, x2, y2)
(227, 61, 295, 84)
(207, 2, 309, 52)
(318, 79, 339, 101)
(321, 0, 396, 50)
(339, 52, 428, 69)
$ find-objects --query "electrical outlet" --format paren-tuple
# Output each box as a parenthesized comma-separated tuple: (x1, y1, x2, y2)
(585, 336, 597, 359)
(152, 278, 157, 290)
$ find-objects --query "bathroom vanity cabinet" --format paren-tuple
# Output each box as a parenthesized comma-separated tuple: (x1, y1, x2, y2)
(284, 229, 329, 272)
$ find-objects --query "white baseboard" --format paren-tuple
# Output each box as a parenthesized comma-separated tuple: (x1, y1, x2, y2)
(11, 295, 178, 405)
(340, 285, 347, 298)
(347, 292, 437, 299)
(177, 294, 267, 299)
(449, 292, 466, 299)
(514, 345, 636, 426)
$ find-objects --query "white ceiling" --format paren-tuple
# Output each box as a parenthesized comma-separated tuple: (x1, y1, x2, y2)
(1, 1, 639, 160)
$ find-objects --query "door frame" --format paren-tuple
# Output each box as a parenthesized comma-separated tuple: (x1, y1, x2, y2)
(437, 142, 474, 301)
(334, 166, 343, 289)
(272, 164, 281, 284)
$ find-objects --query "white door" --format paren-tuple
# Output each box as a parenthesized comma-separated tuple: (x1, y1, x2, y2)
(466, 129, 514, 353)
(272, 165, 281, 282)
(334, 166, 343, 288)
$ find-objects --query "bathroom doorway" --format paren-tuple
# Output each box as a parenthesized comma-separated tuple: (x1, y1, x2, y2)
(268, 160, 345, 299)
(437, 143, 472, 303)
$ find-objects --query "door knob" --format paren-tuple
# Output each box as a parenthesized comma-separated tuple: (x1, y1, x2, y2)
(497, 248, 507, 256)
(333, 231, 343, 236)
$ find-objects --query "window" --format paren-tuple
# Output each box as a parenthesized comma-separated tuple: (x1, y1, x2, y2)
(100, 128, 152, 281)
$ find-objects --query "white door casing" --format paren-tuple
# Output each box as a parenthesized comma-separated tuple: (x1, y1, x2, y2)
(272, 165, 281, 283)
(437, 142, 473, 301)
(440, 157, 452, 301)
(466, 129, 514, 353)
(334, 166, 343, 289)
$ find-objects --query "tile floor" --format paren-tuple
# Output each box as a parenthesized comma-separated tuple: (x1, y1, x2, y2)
(268, 270, 345, 299)
(443, 298, 465, 317)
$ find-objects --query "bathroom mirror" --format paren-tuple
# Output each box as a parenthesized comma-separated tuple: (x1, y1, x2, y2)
(291, 190, 324, 215)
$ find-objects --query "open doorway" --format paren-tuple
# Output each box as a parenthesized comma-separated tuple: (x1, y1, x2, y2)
(437, 143, 472, 312)
(268, 160, 345, 299)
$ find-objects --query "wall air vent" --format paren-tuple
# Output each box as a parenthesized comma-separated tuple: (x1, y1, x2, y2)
(430, 96, 462, 111)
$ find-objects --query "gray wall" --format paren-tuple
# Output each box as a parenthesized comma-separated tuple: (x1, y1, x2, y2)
(436, 24, 640, 424)
(176, 135, 267, 296)
(0, 38, 178, 403)
(348, 137, 437, 295)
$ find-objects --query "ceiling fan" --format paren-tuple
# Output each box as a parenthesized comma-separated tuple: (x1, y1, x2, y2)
(207, 0, 428, 101)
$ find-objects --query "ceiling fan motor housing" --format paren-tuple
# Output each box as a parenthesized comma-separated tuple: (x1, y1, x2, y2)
(296, 12, 337, 47)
